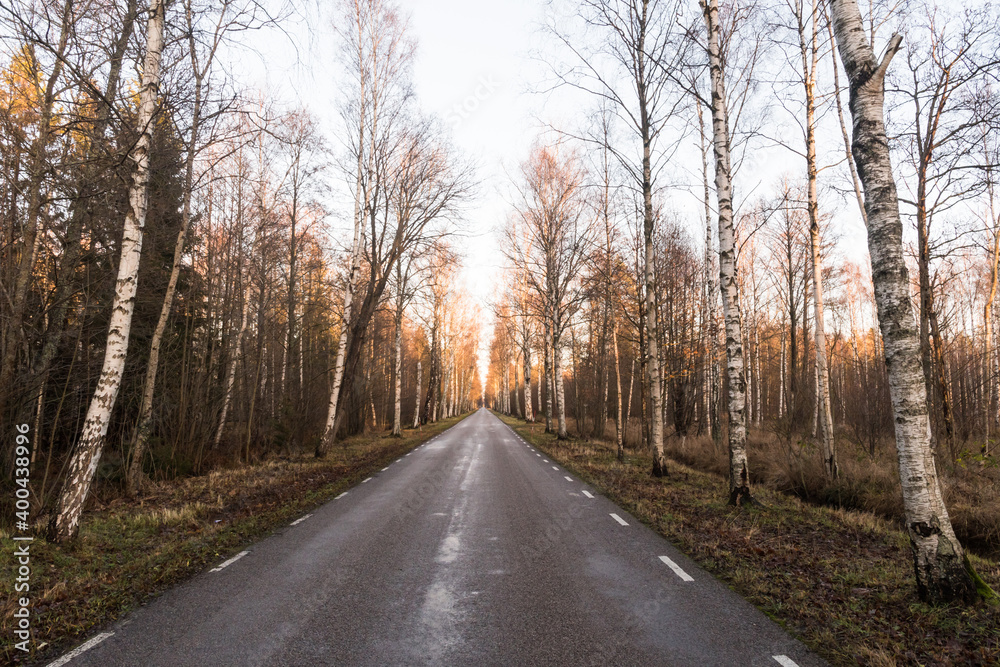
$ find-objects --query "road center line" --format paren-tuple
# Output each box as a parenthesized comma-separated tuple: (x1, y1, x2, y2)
(335, 491, 348, 499)
(773, 656, 800, 667)
(46, 632, 114, 667)
(289, 514, 312, 526)
(610, 513, 629, 526)
(210, 550, 248, 572)
(658, 555, 694, 582)
(582, 490, 594, 498)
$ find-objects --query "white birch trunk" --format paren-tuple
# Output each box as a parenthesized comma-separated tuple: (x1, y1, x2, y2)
(555, 337, 568, 438)
(51, 0, 166, 541)
(392, 303, 403, 435)
(702, 0, 752, 505)
(828, 0, 980, 603)
(523, 342, 533, 422)
(214, 296, 251, 450)
(413, 359, 422, 428)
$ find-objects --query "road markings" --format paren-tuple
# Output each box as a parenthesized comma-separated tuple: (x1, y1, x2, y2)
(610, 513, 629, 526)
(658, 555, 694, 582)
(210, 550, 248, 572)
(381, 466, 389, 471)
(564, 476, 573, 482)
(362, 477, 372, 483)
(335, 491, 348, 499)
(773, 657, 800, 667)
(552, 466, 559, 470)
(536, 453, 541, 457)
(406, 452, 412, 456)
(543, 459, 549, 462)
(582, 490, 595, 499)
(46, 632, 114, 667)
(290, 514, 312, 526)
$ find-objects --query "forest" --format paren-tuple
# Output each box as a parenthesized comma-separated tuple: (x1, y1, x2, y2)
(2, 0, 1000, 663)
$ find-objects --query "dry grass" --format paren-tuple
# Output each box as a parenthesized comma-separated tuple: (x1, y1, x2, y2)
(507, 415, 1000, 667)
(658, 426, 1000, 559)
(0, 416, 467, 665)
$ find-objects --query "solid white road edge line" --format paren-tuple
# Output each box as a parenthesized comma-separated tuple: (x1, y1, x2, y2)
(773, 656, 800, 667)
(210, 550, 248, 572)
(658, 555, 694, 582)
(46, 632, 114, 667)
(610, 513, 629, 526)
(290, 514, 312, 526)
(582, 490, 595, 498)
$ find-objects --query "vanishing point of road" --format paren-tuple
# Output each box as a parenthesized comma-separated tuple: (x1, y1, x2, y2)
(50, 409, 826, 667)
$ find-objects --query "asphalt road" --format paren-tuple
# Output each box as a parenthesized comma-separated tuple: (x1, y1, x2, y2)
(51, 408, 826, 667)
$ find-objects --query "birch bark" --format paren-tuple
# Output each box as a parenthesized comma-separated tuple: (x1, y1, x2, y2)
(51, 0, 167, 541)
(827, 0, 981, 603)
(702, 0, 753, 505)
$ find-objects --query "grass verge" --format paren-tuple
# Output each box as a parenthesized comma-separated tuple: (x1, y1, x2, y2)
(0, 415, 468, 665)
(498, 414, 1000, 667)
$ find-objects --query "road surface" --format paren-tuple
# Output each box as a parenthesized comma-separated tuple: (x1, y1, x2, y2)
(50, 408, 825, 667)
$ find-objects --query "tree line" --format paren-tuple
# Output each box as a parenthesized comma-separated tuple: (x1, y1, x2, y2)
(486, 0, 999, 605)
(0, 0, 479, 542)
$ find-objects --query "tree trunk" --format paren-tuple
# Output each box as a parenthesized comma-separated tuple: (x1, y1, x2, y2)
(827, 0, 980, 604)
(50, 0, 166, 542)
(555, 335, 568, 439)
(984, 222, 1000, 453)
(703, 0, 752, 505)
(127, 42, 207, 494)
(392, 299, 403, 435)
(799, 0, 837, 478)
(413, 359, 422, 429)
(523, 342, 533, 422)
(613, 319, 624, 461)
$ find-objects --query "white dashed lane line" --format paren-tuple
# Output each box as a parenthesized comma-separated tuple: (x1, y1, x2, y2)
(289, 514, 312, 526)
(335, 491, 348, 499)
(582, 490, 594, 498)
(610, 513, 629, 526)
(564, 476, 573, 482)
(46, 632, 114, 667)
(773, 656, 800, 667)
(551, 466, 559, 470)
(658, 555, 694, 582)
(210, 550, 248, 572)
(381, 466, 389, 471)
(362, 477, 372, 483)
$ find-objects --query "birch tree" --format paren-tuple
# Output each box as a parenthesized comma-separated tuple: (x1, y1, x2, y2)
(700, 0, 754, 505)
(551, 0, 688, 474)
(826, 0, 984, 604)
(50, 0, 167, 541)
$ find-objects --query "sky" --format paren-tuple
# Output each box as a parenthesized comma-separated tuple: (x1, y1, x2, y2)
(242, 1, 559, 385)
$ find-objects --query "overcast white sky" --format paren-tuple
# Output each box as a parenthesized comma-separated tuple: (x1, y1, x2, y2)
(242, 0, 561, 381)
